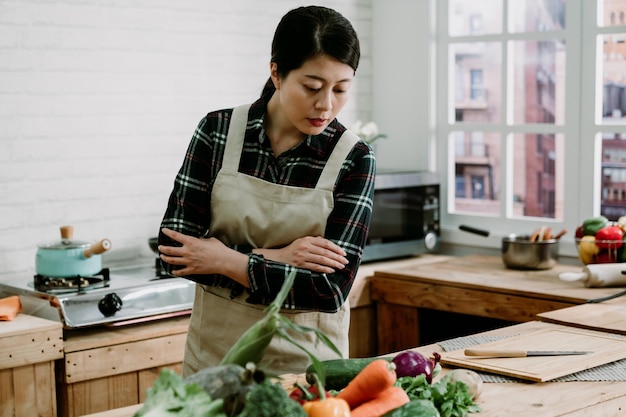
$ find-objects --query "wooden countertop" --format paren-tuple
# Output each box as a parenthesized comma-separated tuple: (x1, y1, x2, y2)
(348, 254, 451, 307)
(63, 315, 190, 352)
(371, 254, 626, 356)
(0, 313, 63, 369)
(373, 254, 624, 304)
(81, 321, 626, 417)
(426, 321, 626, 416)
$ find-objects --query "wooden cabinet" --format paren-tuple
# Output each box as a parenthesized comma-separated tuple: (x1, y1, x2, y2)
(57, 316, 189, 417)
(0, 314, 63, 417)
(347, 254, 450, 357)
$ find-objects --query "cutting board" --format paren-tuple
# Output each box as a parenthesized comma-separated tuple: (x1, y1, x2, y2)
(537, 303, 626, 335)
(439, 326, 626, 382)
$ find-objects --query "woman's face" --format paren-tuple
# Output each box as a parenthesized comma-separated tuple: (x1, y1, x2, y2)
(271, 54, 354, 136)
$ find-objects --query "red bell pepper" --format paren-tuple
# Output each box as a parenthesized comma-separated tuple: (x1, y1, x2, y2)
(595, 225, 624, 249)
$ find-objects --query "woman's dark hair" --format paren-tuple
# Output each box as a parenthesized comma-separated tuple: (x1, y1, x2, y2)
(260, 6, 360, 100)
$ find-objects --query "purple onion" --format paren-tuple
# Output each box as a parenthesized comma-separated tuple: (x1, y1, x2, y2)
(391, 351, 441, 383)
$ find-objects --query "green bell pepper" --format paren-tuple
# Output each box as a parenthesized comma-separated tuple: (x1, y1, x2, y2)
(581, 216, 609, 236)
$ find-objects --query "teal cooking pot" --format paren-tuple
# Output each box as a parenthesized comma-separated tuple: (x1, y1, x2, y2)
(35, 225, 112, 278)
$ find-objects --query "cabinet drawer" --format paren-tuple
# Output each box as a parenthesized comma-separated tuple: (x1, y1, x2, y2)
(63, 333, 186, 384)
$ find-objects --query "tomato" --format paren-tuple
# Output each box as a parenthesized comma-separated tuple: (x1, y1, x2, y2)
(575, 225, 584, 239)
(595, 251, 615, 264)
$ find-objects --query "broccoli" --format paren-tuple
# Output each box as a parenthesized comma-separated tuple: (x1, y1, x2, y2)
(238, 380, 307, 417)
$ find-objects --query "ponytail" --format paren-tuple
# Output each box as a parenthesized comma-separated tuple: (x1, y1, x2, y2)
(260, 77, 276, 100)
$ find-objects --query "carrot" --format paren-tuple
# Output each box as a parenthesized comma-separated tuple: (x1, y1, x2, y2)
(335, 359, 397, 409)
(349, 386, 410, 417)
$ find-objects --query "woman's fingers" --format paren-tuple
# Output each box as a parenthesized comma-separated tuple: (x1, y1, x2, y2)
(310, 237, 348, 264)
(291, 236, 348, 270)
(161, 227, 187, 243)
(312, 236, 346, 256)
(302, 262, 335, 274)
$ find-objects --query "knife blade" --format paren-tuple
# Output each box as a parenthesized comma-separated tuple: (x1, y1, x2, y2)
(464, 349, 592, 358)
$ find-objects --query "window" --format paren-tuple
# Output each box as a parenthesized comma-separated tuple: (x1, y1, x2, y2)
(437, 0, 626, 254)
(469, 69, 485, 99)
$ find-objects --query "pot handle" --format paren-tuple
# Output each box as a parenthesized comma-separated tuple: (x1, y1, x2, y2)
(459, 225, 490, 237)
(84, 239, 112, 259)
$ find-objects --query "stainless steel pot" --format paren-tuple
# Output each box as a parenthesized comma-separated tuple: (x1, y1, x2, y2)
(35, 225, 112, 277)
(501, 234, 559, 270)
(459, 225, 559, 270)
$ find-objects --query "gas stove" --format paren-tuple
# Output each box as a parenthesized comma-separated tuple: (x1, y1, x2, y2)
(0, 259, 195, 329)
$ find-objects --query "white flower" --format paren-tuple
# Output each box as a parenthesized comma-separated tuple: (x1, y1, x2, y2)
(350, 120, 388, 145)
(351, 120, 363, 133)
(360, 121, 379, 138)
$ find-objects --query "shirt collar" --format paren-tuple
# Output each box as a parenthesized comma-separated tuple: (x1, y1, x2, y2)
(248, 98, 341, 154)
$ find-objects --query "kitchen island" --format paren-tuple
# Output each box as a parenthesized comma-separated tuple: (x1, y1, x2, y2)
(81, 320, 626, 417)
(53, 254, 449, 416)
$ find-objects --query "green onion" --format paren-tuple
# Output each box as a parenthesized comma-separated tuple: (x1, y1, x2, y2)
(219, 269, 341, 383)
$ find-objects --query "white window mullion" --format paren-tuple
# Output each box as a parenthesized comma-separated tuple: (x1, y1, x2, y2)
(500, 0, 510, 219)
(576, 0, 596, 224)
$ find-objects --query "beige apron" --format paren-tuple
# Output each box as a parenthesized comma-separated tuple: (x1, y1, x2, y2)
(182, 104, 359, 377)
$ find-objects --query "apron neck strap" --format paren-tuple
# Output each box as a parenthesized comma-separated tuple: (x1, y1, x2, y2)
(222, 104, 251, 170)
(316, 129, 359, 191)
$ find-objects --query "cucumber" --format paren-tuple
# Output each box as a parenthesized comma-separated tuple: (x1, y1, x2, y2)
(305, 357, 393, 391)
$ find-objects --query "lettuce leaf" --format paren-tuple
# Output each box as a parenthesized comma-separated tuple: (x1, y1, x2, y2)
(134, 368, 226, 417)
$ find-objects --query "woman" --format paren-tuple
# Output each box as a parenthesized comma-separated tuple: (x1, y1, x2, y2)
(158, 5, 375, 376)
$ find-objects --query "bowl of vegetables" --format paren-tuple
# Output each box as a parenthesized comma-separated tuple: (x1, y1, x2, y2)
(575, 215, 626, 264)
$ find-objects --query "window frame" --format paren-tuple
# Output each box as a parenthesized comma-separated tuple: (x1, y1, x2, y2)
(435, 0, 587, 257)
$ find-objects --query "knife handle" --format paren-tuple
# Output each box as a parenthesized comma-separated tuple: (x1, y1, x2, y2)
(464, 349, 527, 357)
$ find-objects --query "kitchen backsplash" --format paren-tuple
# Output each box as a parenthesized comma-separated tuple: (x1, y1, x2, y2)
(0, 0, 372, 276)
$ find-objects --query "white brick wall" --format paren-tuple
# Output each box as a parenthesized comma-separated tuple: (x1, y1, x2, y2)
(0, 0, 372, 276)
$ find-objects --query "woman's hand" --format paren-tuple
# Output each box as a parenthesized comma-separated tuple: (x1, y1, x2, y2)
(159, 228, 247, 280)
(261, 236, 349, 273)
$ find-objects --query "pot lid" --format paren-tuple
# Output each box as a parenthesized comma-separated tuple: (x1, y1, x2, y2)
(38, 239, 91, 250)
(37, 225, 91, 250)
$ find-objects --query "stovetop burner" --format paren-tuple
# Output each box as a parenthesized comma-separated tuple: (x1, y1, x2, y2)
(0, 260, 195, 328)
(34, 268, 111, 294)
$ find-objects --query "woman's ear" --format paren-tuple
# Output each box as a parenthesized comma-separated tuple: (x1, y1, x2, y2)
(270, 62, 281, 90)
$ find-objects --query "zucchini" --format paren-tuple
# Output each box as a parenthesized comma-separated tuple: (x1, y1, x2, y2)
(305, 357, 393, 391)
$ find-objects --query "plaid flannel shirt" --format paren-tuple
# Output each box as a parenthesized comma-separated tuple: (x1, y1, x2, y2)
(159, 98, 375, 312)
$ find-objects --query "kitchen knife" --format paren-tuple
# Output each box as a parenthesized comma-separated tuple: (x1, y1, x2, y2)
(464, 349, 592, 358)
